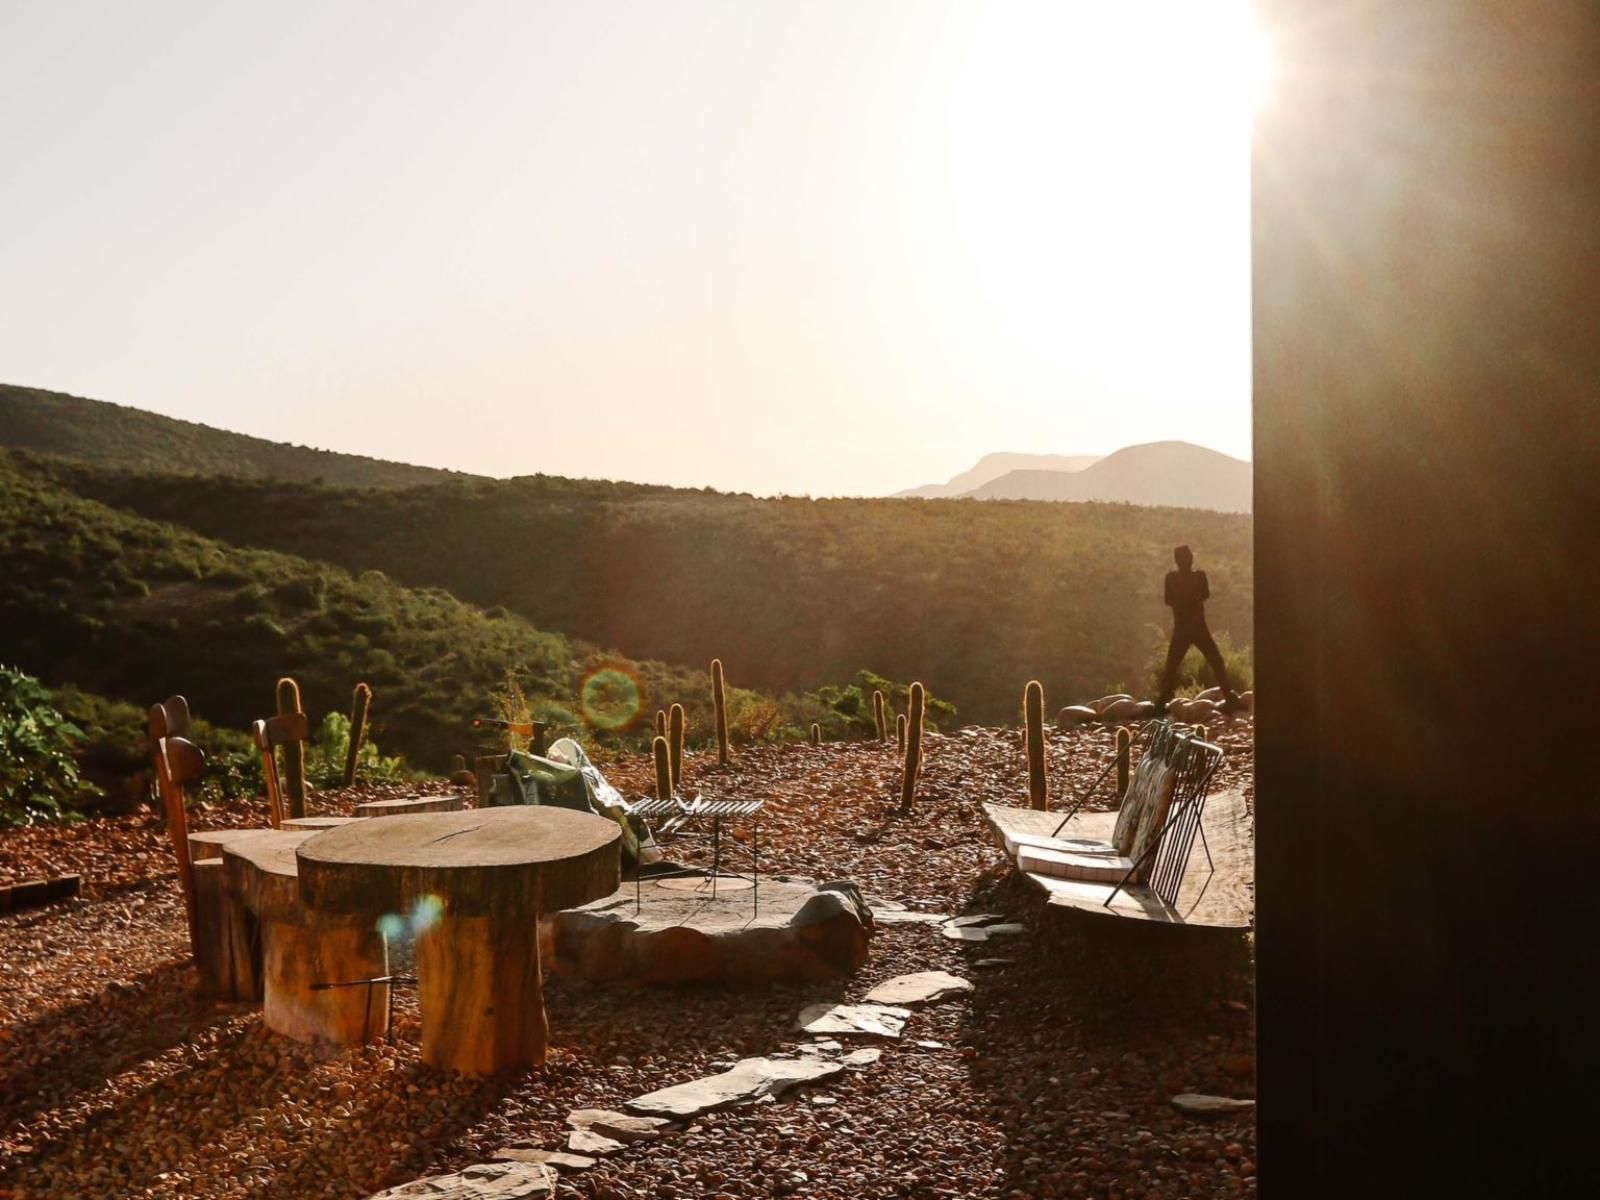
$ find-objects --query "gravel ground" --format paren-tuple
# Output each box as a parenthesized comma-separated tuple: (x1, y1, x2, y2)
(0, 724, 1256, 1200)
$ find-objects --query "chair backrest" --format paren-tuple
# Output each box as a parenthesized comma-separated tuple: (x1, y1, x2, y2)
(252, 713, 307, 828)
(1110, 724, 1181, 856)
(148, 694, 191, 742)
(1117, 723, 1224, 908)
(150, 700, 205, 956)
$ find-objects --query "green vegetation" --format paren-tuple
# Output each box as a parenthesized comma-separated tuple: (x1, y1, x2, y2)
(1, 667, 91, 825)
(0, 452, 777, 773)
(794, 670, 955, 743)
(1136, 627, 1255, 697)
(38, 459, 1254, 724)
(0, 384, 461, 488)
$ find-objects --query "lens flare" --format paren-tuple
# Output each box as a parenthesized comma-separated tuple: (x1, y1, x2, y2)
(375, 912, 405, 939)
(580, 665, 644, 732)
(410, 893, 444, 933)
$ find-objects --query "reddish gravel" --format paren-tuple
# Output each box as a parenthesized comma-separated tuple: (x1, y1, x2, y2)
(0, 725, 1255, 1200)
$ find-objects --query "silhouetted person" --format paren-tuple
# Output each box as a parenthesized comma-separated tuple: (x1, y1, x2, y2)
(1156, 545, 1240, 712)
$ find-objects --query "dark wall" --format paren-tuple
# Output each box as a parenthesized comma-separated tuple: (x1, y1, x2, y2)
(1253, 2, 1600, 1194)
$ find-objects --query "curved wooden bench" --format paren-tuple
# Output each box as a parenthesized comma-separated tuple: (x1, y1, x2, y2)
(222, 830, 390, 1045)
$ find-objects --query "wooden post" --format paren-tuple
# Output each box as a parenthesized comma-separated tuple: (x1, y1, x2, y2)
(474, 754, 509, 808)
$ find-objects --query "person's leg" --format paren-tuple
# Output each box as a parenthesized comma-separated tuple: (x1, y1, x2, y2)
(1192, 627, 1237, 699)
(1156, 632, 1193, 709)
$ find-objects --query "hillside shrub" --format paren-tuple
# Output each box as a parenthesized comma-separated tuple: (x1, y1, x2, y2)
(0, 666, 94, 825)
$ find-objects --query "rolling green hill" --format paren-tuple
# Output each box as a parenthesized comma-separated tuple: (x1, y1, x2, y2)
(36, 459, 1255, 724)
(0, 383, 465, 489)
(0, 451, 781, 771)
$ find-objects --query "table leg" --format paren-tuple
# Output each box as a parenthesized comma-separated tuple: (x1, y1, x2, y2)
(261, 918, 389, 1045)
(192, 859, 262, 1003)
(416, 906, 546, 1074)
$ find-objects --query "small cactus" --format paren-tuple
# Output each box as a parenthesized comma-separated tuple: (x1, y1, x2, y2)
(810, 722, 822, 747)
(1024, 680, 1047, 811)
(669, 703, 686, 789)
(342, 682, 372, 787)
(872, 689, 887, 742)
(896, 712, 907, 753)
(1116, 726, 1131, 798)
(655, 709, 667, 738)
(898, 682, 925, 813)
(652, 735, 673, 801)
(275, 676, 307, 819)
(711, 658, 730, 767)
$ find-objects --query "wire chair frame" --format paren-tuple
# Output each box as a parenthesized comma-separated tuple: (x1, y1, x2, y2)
(1105, 727, 1224, 909)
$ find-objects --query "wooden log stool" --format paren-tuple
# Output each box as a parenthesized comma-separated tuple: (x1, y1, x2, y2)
(223, 829, 390, 1045)
(353, 795, 460, 819)
(296, 808, 620, 1074)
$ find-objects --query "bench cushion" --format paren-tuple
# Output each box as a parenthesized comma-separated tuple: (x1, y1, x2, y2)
(1016, 843, 1139, 883)
(1003, 831, 1119, 858)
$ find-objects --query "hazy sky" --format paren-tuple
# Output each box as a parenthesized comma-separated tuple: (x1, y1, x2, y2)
(1, 1, 1266, 496)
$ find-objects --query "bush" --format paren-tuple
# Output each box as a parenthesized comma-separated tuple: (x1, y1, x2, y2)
(799, 670, 957, 741)
(1144, 626, 1254, 696)
(0, 666, 95, 825)
(305, 711, 416, 789)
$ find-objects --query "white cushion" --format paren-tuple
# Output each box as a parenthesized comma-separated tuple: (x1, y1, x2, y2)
(1016, 844, 1139, 883)
(1003, 831, 1118, 858)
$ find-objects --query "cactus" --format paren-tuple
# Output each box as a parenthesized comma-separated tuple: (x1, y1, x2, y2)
(896, 712, 907, 753)
(898, 681, 925, 813)
(275, 676, 307, 819)
(342, 682, 372, 787)
(1025, 680, 1047, 811)
(1116, 726, 1131, 798)
(669, 703, 686, 789)
(653, 735, 673, 801)
(655, 709, 667, 739)
(810, 722, 822, 747)
(872, 689, 887, 742)
(711, 658, 730, 767)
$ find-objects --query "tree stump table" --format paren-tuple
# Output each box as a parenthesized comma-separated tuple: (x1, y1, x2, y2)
(222, 829, 391, 1045)
(296, 807, 621, 1074)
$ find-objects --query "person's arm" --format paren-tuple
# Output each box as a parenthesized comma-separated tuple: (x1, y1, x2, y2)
(1198, 571, 1211, 602)
(1164, 572, 1176, 607)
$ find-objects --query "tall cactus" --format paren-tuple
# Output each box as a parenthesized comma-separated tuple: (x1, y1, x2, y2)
(1116, 726, 1131, 798)
(1025, 680, 1047, 810)
(810, 722, 822, 747)
(711, 658, 730, 767)
(872, 689, 887, 742)
(669, 703, 686, 789)
(653, 735, 673, 801)
(896, 712, 907, 754)
(898, 681, 925, 813)
(342, 682, 372, 788)
(275, 676, 307, 819)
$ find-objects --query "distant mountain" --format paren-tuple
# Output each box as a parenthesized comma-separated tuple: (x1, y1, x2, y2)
(0, 383, 467, 489)
(894, 452, 1101, 498)
(964, 441, 1252, 513)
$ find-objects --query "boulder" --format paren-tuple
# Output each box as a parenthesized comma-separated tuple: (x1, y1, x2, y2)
(364, 1162, 555, 1198)
(1056, 705, 1099, 728)
(1089, 693, 1135, 714)
(1100, 698, 1157, 722)
(542, 878, 872, 986)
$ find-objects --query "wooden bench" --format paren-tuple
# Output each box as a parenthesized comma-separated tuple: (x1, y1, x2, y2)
(984, 722, 1250, 928)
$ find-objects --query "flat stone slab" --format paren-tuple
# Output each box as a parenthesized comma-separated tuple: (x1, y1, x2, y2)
(543, 878, 872, 985)
(941, 922, 1027, 942)
(1171, 1093, 1257, 1116)
(945, 913, 1009, 928)
(491, 1149, 595, 1172)
(865, 971, 973, 1006)
(365, 1161, 555, 1198)
(842, 1047, 882, 1068)
(565, 1108, 673, 1143)
(627, 1056, 845, 1118)
(872, 908, 951, 925)
(566, 1129, 625, 1156)
(797, 1002, 911, 1038)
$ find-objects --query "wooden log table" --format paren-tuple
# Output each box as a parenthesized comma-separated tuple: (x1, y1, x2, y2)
(223, 829, 391, 1045)
(296, 807, 621, 1074)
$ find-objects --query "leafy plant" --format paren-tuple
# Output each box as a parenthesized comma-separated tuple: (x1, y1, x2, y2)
(304, 711, 413, 789)
(0, 666, 95, 825)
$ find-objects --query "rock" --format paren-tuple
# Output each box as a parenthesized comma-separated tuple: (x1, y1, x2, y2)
(941, 922, 1026, 942)
(871, 908, 950, 925)
(627, 1056, 845, 1118)
(491, 1150, 596, 1172)
(864, 971, 973, 1006)
(365, 1161, 556, 1197)
(797, 1002, 910, 1038)
(567, 1129, 626, 1156)
(542, 878, 872, 985)
(974, 957, 1014, 969)
(1171, 1093, 1257, 1116)
(1100, 698, 1156, 722)
(944, 912, 1008, 928)
(1089, 693, 1135, 714)
(1056, 705, 1099, 728)
(565, 1108, 674, 1143)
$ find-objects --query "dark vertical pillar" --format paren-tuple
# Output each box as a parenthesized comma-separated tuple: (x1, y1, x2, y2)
(1253, 3, 1600, 1194)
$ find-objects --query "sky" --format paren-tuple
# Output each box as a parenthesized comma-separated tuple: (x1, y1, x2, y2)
(0, 1, 1267, 497)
